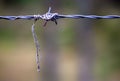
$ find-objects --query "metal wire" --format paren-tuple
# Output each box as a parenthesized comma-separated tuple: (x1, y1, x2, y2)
(0, 14, 120, 20)
(1, 7, 120, 72)
(56, 15, 120, 19)
(0, 7, 120, 22)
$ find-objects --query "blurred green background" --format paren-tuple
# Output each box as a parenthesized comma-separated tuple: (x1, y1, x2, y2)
(0, 0, 120, 81)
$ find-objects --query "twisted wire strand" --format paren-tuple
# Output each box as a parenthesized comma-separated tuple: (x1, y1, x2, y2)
(56, 15, 120, 19)
(0, 15, 120, 20)
(0, 15, 35, 20)
(1, 7, 120, 72)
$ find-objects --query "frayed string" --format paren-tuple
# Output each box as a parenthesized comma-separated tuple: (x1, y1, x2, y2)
(31, 20, 40, 72)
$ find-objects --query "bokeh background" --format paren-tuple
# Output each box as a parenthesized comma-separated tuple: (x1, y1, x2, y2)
(0, 0, 120, 81)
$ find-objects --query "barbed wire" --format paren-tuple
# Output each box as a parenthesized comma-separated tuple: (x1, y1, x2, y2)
(0, 7, 120, 72)
(0, 7, 120, 25)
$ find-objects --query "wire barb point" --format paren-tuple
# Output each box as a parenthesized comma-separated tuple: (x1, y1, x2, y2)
(48, 7, 52, 13)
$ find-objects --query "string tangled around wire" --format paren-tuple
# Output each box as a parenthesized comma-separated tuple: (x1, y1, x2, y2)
(0, 7, 120, 26)
(0, 7, 120, 72)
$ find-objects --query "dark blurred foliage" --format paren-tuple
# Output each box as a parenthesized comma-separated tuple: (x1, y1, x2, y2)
(2, 0, 37, 6)
(109, 0, 120, 7)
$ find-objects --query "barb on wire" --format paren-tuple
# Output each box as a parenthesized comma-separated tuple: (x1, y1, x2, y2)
(0, 7, 120, 72)
(0, 7, 120, 26)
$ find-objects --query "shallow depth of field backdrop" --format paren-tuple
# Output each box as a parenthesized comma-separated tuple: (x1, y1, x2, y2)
(0, 0, 120, 81)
